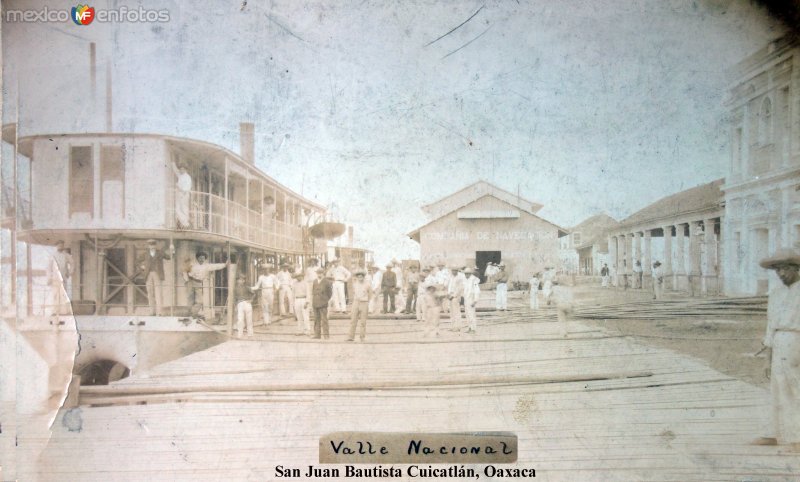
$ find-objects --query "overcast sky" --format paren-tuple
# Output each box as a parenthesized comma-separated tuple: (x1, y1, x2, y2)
(2, 0, 786, 264)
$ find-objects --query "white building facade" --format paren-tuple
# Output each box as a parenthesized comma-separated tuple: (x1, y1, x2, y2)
(723, 36, 800, 296)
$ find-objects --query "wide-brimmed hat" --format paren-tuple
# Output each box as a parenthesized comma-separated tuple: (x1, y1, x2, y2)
(293, 272, 304, 279)
(464, 267, 474, 274)
(146, 239, 157, 245)
(421, 267, 431, 272)
(195, 251, 208, 260)
(653, 261, 661, 267)
(354, 269, 366, 276)
(759, 248, 800, 269)
(315, 267, 324, 273)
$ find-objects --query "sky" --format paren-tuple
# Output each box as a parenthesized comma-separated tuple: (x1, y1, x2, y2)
(2, 0, 787, 264)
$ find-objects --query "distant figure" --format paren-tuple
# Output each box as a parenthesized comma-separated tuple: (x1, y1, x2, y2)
(463, 267, 481, 334)
(185, 251, 227, 317)
(600, 263, 610, 288)
(436, 262, 451, 313)
(252, 266, 277, 325)
(528, 272, 540, 310)
(404, 265, 420, 314)
(140, 239, 171, 316)
(347, 270, 372, 342)
(47, 240, 74, 317)
(421, 284, 442, 337)
(416, 267, 431, 322)
(171, 161, 192, 229)
(381, 262, 397, 313)
(552, 281, 573, 337)
(368, 265, 382, 314)
(485, 262, 499, 281)
(495, 263, 509, 311)
(633, 260, 643, 289)
(652, 261, 664, 300)
(448, 266, 466, 331)
(311, 268, 333, 339)
(751, 249, 800, 449)
(392, 260, 405, 315)
(232, 274, 256, 337)
(292, 272, 310, 335)
(542, 268, 554, 306)
(330, 259, 351, 313)
(277, 264, 294, 316)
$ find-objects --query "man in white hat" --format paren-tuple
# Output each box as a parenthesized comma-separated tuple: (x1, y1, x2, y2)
(463, 267, 481, 333)
(436, 261, 451, 313)
(347, 269, 372, 342)
(448, 266, 466, 331)
(292, 271, 311, 335)
(140, 239, 172, 316)
(330, 258, 351, 313)
(495, 263, 509, 311)
(276, 263, 294, 317)
(752, 248, 800, 449)
(368, 265, 383, 314)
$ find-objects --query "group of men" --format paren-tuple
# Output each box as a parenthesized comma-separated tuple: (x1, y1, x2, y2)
(598, 260, 666, 300)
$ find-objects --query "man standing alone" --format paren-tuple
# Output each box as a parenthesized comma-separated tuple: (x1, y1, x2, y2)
(311, 268, 333, 339)
(381, 263, 397, 314)
(752, 249, 800, 450)
(495, 263, 509, 311)
(330, 259, 351, 313)
(347, 270, 372, 342)
(141, 239, 171, 316)
(463, 267, 481, 334)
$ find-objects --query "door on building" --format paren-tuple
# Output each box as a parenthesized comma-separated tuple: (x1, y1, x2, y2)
(475, 251, 501, 283)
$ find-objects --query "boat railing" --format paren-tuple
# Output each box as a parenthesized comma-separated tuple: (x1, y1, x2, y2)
(167, 190, 304, 252)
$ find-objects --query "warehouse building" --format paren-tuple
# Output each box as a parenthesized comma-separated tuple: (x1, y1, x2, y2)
(408, 181, 567, 283)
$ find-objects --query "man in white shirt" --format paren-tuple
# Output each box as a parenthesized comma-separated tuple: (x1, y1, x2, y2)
(252, 266, 278, 325)
(651, 261, 664, 300)
(463, 267, 481, 334)
(436, 262, 451, 313)
(276, 264, 294, 316)
(416, 267, 430, 322)
(171, 161, 192, 229)
(448, 266, 466, 331)
(752, 249, 800, 449)
(347, 270, 372, 342)
(292, 272, 311, 335)
(392, 260, 405, 314)
(330, 259, 351, 313)
(368, 265, 382, 314)
(185, 251, 228, 318)
(528, 272, 540, 310)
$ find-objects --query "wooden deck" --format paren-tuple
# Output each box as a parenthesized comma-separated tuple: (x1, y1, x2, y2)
(18, 295, 800, 481)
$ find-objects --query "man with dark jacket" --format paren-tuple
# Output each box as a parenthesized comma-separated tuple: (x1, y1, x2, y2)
(141, 239, 171, 315)
(311, 268, 333, 339)
(381, 262, 397, 313)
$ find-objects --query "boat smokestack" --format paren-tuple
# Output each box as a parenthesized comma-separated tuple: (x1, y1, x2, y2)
(240, 122, 255, 164)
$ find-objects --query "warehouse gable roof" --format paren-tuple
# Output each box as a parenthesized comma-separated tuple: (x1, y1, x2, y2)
(421, 180, 544, 220)
(409, 193, 567, 242)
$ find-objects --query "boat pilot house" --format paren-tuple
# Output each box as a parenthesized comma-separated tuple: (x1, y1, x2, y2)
(408, 181, 567, 284)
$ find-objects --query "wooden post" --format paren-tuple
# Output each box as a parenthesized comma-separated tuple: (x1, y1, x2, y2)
(170, 236, 175, 316)
(226, 242, 235, 335)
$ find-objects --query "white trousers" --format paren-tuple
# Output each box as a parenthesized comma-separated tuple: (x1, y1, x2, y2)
(529, 291, 539, 310)
(495, 283, 508, 310)
(279, 286, 293, 315)
(236, 301, 253, 337)
(294, 297, 310, 334)
(146, 272, 163, 315)
(771, 331, 800, 444)
(464, 299, 477, 331)
(260, 289, 274, 324)
(450, 297, 463, 330)
(332, 281, 347, 312)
